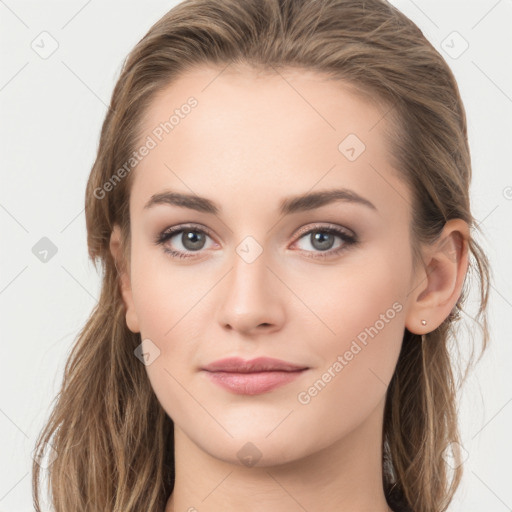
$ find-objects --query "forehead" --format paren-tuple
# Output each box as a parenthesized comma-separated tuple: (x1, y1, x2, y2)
(131, 65, 410, 220)
(140, 65, 387, 148)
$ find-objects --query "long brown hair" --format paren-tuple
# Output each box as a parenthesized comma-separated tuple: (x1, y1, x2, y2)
(32, 1, 491, 511)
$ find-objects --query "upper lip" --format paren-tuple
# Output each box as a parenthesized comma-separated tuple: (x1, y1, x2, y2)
(202, 357, 308, 373)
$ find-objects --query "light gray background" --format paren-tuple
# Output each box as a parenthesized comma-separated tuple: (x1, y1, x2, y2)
(1, 1, 511, 510)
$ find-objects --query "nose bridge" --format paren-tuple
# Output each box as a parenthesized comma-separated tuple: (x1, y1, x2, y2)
(227, 234, 272, 306)
(216, 232, 285, 332)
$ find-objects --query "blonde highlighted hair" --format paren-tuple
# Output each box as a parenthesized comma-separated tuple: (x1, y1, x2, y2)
(33, 1, 490, 511)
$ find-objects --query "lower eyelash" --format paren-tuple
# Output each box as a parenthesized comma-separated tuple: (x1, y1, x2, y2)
(155, 225, 357, 260)
(165, 248, 195, 259)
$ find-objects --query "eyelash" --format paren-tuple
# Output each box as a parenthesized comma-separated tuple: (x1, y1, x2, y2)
(154, 222, 358, 260)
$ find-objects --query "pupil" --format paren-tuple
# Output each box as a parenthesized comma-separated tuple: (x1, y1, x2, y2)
(183, 230, 205, 250)
(312, 232, 334, 251)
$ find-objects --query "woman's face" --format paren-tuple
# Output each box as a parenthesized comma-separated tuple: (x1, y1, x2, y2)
(119, 65, 421, 465)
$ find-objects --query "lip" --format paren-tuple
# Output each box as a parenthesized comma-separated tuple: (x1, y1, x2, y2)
(201, 357, 309, 395)
(202, 356, 308, 373)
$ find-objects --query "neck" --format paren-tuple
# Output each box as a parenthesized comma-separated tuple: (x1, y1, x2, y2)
(165, 397, 392, 512)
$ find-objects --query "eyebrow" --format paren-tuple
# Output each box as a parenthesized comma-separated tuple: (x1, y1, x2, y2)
(144, 188, 377, 215)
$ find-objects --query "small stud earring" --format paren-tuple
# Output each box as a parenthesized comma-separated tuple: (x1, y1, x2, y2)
(421, 319, 427, 326)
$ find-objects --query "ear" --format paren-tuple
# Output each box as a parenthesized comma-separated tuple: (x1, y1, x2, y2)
(109, 224, 140, 333)
(405, 219, 470, 334)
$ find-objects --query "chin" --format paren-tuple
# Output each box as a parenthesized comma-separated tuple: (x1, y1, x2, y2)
(197, 432, 309, 468)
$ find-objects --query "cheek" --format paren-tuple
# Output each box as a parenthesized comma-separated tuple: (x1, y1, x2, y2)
(128, 244, 206, 421)
(296, 250, 409, 345)
(296, 251, 410, 390)
(290, 259, 408, 446)
(129, 238, 201, 338)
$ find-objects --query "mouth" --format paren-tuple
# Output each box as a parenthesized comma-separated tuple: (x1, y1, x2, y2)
(201, 357, 309, 395)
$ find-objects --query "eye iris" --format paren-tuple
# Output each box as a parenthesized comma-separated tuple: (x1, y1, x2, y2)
(311, 231, 334, 251)
(183, 230, 206, 250)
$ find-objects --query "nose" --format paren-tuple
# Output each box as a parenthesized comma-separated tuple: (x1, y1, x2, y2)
(215, 243, 286, 335)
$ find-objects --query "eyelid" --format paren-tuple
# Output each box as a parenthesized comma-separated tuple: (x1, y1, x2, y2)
(156, 222, 216, 243)
(293, 222, 355, 241)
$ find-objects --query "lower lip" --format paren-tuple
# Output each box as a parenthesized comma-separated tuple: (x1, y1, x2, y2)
(203, 370, 307, 395)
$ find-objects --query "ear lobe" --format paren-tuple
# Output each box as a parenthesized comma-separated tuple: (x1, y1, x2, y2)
(109, 224, 140, 333)
(405, 219, 469, 334)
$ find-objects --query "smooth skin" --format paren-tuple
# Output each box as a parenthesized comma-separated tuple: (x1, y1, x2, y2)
(109, 65, 469, 512)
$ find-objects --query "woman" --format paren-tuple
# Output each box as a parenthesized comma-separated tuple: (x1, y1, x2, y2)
(32, 0, 490, 511)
